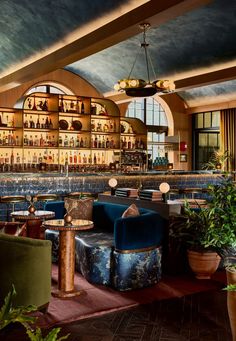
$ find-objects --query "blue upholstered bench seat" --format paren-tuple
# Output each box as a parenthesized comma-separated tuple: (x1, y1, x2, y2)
(45, 201, 165, 291)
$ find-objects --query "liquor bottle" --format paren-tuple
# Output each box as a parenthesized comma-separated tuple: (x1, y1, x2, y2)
(32, 152, 37, 164)
(73, 152, 77, 164)
(94, 136, 98, 148)
(76, 135, 80, 147)
(34, 135, 39, 146)
(16, 153, 21, 164)
(102, 136, 105, 148)
(49, 118, 53, 129)
(32, 96, 37, 110)
(58, 135, 63, 147)
(106, 137, 109, 148)
(97, 152, 101, 164)
(29, 135, 33, 146)
(128, 137, 131, 149)
(4, 132, 9, 146)
(10, 150, 14, 165)
(5, 153, 9, 164)
(40, 134, 45, 147)
(93, 153, 97, 164)
(42, 99, 48, 111)
(101, 152, 105, 164)
(30, 116, 35, 129)
(91, 120, 95, 132)
(88, 153, 92, 164)
(15, 135, 19, 146)
(80, 137, 84, 148)
(59, 97, 64, 112)
(0, 133, 2, 146)
(38, 153, 43, 163)
(81, 101, 85, 114)
(70, 136, 74, 147)
(83, 154, 87, 163)
(23, 134, 28, 146)
(36, 115, 40, 129)
(45, 117, 49, 129)
(98, 135, 102, 149)
(24, 115, 29, 128)
(69, 151, 73, 164)
(64, 135, 69, 147)
(78, 152, 81, 164)
(41, 117, 45, 129)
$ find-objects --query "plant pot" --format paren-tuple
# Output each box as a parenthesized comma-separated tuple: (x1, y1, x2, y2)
(226, 264, 236, 341)
(187, 249, 221, 279)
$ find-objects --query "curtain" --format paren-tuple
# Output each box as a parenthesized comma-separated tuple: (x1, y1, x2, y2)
(220, 108, 236, 171)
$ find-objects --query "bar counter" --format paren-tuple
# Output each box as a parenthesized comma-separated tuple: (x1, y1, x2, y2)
(0, 170, 223, 197)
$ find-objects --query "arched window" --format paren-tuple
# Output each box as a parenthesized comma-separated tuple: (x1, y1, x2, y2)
(126, 97, 169, 163)
(24, 83, 74, 96)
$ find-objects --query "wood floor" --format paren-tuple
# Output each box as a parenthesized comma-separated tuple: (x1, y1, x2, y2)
(2, 289, 231, 341)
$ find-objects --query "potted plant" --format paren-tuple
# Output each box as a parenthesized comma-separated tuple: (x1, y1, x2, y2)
(170, 176, 236, 279)
(0, 285, 70, 341)
(169, 202, 221, 279)
(223, 258, 236, 341)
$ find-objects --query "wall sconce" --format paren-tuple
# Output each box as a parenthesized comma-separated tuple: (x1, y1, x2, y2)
(167, 163, 173, 171)
(159, 182, 170, 203)
(108, 178, 118, 195)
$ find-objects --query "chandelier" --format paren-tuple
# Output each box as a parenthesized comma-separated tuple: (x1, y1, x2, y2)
(114, 23, 175, 97)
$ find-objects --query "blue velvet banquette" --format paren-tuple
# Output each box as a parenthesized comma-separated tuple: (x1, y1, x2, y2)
(45, 201, 166, 291)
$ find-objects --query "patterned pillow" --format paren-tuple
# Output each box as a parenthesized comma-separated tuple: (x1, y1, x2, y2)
(122, 203, 140, 218)
(64, 197, 94, 220)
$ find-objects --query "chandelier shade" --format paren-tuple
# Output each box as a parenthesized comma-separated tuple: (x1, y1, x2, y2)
(114, 23, 175, 97)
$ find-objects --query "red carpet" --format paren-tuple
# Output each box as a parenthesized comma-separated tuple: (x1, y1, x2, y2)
(35, 265, 226, 329)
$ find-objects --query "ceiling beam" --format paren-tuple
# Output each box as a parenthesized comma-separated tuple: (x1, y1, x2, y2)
(175, 65, 236, 91)
(0, 0, 211, 93)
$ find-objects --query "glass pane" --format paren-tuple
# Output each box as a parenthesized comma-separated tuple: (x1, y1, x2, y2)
(204, 112, 211, 128)
(212, 111, 220, 127)
(208, 133, 218, 147)
(195, 113, 203, 128)
(199, 133, 207, 146)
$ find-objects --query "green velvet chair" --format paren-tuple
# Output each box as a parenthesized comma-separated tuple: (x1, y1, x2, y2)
(0, 233, 52, 310)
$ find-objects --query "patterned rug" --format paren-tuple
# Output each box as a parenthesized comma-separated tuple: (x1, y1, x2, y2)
(34, 265, 226, 329)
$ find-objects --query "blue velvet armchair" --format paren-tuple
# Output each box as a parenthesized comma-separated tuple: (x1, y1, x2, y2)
(45, 201, 166, 291)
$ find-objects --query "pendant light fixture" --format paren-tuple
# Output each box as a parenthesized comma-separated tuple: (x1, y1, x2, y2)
(114, 23, 175, 97)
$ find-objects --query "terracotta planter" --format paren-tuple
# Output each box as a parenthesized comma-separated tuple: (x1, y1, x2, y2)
(226, 268, 236, 341)
(187, 249, 221, 279)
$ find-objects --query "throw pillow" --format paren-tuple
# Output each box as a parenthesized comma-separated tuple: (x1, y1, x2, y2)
(64, 197, 94, 220)
(122, 203, 140, 218)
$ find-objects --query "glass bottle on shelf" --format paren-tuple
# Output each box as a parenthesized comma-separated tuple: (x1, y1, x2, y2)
(40, 134, 44, 147)
(58, 135, 63, 147)
(49, 118, 53, 129)
(24, 115, 29, 128)
(16, 153, 21, 164)
(29, 135, 33, 146)
(0, 133, 2, 146)
(83, 154, 87, 163)
(15, 135, 19, 146)
(64, 135, 69, 147)
(45, 117, 49, 129)
(59, 97, 64, 112)
(36, 115, 40, 129)
(81, 101, 85, 114)
(78, 152, 81, 164)
(32, 96, 37, 111)
(93, 153, 97, 164)
(73, 151, 77, 164)
(80, 137, 84, 148)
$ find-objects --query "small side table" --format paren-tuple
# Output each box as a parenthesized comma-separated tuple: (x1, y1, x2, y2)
(11, 210, 55, 239)
(42, 218, 94, 298)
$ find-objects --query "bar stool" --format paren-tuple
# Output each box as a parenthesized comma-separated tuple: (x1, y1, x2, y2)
(0, 195, 26, 221)
(167, 188, 180, 200)
(68, 192, 97, 199)
(34, 194, 59, 210)
(182, 188, 203, 199)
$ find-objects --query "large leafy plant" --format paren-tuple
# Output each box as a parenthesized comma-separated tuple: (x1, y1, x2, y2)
(0, 285, 69, 341)
(170, 176, 236, 256)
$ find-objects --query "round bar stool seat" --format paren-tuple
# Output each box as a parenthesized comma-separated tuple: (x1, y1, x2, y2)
(167, 188, 180, 200)
(182, 188, 203, 199)
(68, 192, 96, 199)
(35, 194, 58, 202)
(0, 195, 26, 221)
(35, 194, 59, 211)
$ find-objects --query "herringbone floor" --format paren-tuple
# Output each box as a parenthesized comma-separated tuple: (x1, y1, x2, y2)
(1, 289, 231, 341)
(58, 289, 231, 341)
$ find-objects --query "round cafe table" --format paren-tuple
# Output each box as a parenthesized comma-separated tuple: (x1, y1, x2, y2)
(42, 218, 94, 298)
(11, 210, 55, 239)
